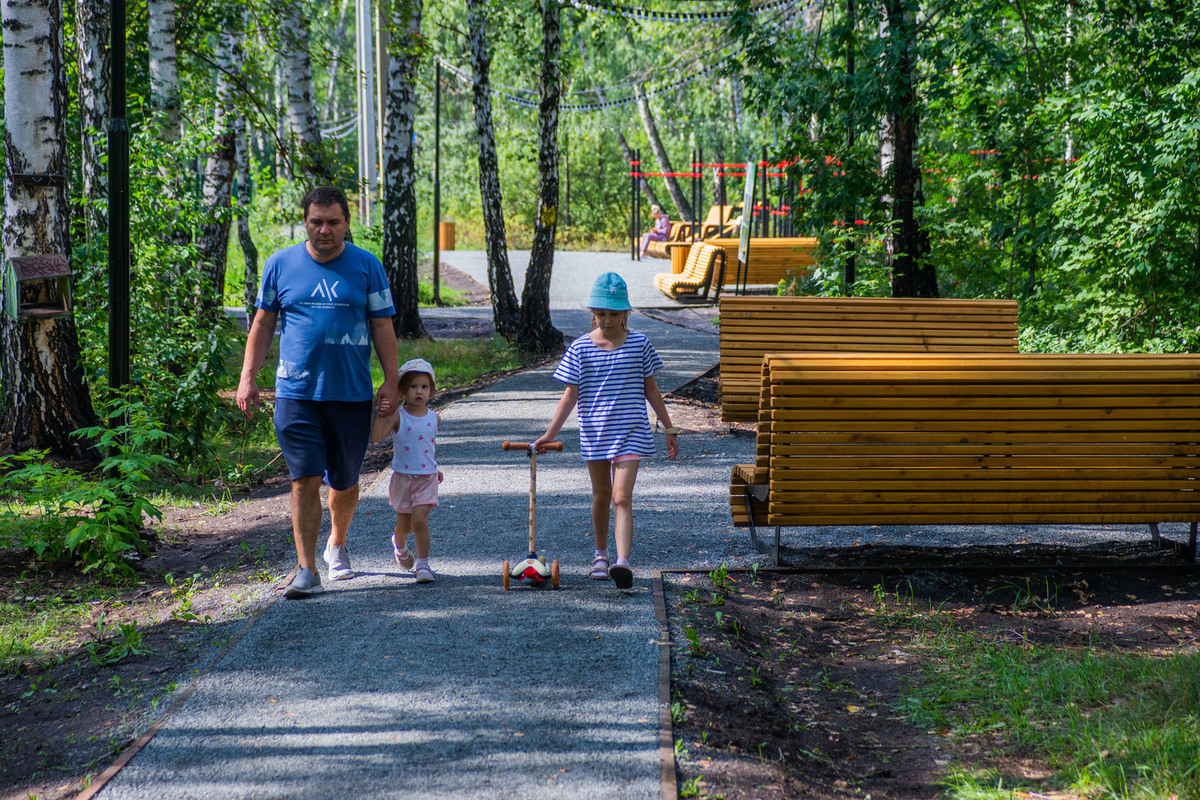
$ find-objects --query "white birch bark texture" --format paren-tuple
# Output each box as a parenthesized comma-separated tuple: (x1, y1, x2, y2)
(75, 0, 109, 240)
(148, 0, 181, 143)
(235, 118, 259, 321)
(324, 0, 352, 123)
(635, 83, 694, 222)
(2, 0, 96, 454)
(382, 0, 426, 340)
(517, 0, 563, 352)
(196, 32, 237, 318)
(466, 0, 520, 335)
(281, 5, 332, 183)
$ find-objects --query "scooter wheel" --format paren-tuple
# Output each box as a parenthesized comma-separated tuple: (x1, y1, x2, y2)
(551, 560, 560, 589)
(502, 560, 510, 591)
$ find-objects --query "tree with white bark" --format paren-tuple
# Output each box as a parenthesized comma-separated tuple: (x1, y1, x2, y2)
(382, 0, 427, 340)
(281, 2, 334, 183)
(1, 0, 97, 456)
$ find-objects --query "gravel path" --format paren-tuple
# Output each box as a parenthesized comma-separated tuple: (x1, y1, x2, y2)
(97, 268, 759, 799)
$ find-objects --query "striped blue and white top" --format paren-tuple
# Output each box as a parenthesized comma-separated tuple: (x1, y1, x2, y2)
(553, 330, 665, 460)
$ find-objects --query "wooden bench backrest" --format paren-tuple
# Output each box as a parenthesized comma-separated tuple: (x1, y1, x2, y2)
(718, 296, 1020, 420)
(759, 352, 1200, 526)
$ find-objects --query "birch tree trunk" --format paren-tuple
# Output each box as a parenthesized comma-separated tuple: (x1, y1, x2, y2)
(147, 0, 181, 144)
(75, 0, 109, 241)
(196, 34, 237, 320)
(382, 0, 427, 340)
(236, 117, 260, 323)
(281, 4, 333, 183)
(575, 37, 662, 210)
(635, 83, 694, 222)
(517, 0, 564, 353)
(467, 0, 520, 336)
(882, 0, 936, 297)
(1, 0, 97, 456)
(324, 0, 351, 124)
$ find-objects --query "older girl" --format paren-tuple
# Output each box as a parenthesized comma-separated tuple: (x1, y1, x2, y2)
(533, 272, 678, 588)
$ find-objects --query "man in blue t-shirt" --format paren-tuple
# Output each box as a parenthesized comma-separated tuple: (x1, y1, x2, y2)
(237, 186, 400, 599)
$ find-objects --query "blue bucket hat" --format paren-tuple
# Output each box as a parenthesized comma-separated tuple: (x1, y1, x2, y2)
(587, 272, 632, 311)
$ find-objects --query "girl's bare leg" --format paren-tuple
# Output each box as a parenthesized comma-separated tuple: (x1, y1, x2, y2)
(394, 513, 412, 546)
(411, 505, 433, 559)
(586, 460, 614, 552)
(609, 461, 640, 562)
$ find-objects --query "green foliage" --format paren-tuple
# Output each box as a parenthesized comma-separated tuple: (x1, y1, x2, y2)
(73, 123, 239, 473)
(85, 614, 151, 665)
(0, 401, 169, 578)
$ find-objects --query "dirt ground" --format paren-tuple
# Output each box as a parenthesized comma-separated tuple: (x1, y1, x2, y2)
(3, 280, 1198, 800)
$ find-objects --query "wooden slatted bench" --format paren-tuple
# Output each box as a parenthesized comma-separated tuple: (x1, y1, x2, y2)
(703, 237, 819, 292)
(731, 352, 1200, 563)
(652, 242, 726, 303)
(718, 296, 1021, 421)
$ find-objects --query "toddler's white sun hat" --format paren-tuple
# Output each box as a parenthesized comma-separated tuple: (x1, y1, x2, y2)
(399, 357, 436, 386)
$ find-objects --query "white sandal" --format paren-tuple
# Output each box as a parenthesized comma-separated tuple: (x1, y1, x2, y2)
(589, 556, 610, 580)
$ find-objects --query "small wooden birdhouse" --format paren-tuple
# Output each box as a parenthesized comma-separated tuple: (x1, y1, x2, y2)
(3, 254, 72, 320)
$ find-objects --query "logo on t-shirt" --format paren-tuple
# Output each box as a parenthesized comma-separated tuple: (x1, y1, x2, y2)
(310, 279, 340, 300)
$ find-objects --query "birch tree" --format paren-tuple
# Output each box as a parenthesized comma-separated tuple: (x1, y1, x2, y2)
(148, 0, 181, 144)
(467, 0, 520, 336)
(575, 36, 662, 210)
(516, 0, 564, 353)
(382, 0, 427, 340)
(1, 0, 97, 455)
(196, 31, 238, 320)
(235, 116, 259, 322)
(75, 0, 109, 241)
(635, 83, 694, 222)
(281, 3, 333, 183)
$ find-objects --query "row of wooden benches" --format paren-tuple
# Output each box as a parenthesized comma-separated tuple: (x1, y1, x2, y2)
(715, 296, 1200, 563)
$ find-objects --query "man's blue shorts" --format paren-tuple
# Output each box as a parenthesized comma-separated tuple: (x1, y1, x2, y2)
(273, 398, 373, 491)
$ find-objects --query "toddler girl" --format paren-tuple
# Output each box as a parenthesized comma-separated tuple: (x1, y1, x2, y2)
(533, 272, 679, 588)
(372, 358, 442, 584)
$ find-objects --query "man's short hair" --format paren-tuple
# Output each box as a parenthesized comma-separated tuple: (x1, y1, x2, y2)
(302, 186, 351, 221)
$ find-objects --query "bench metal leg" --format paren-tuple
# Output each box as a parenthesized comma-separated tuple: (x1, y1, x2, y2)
(744, 495, 769, 558)
(1147, 522, 1197, 561)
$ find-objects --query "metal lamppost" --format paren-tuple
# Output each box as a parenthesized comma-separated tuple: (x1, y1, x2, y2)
(433, 59, 442, 305)
(108, 0, 130, 391)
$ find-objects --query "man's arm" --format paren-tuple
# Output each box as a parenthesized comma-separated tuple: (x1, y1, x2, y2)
(236, 310, 279, 418)
(370, 316, 401, 415)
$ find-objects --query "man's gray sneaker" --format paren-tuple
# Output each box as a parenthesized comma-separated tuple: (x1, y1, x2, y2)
(323, 543, 354, 580)
(284, 567, 324, 599)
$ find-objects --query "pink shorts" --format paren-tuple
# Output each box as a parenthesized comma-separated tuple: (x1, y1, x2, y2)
(388, 472, 439, 513)
(612, 454, 641, 464)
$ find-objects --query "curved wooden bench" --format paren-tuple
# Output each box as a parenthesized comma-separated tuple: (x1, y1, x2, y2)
(731, 352, 1200, 563)
(718, 296, 1020, 421)
(653, 242, 726, 303)
(706, 237, 818, 292)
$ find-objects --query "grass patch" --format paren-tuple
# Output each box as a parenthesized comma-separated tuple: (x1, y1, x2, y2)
(877, 586, 1200, 800)
(0, 591, 108, 675)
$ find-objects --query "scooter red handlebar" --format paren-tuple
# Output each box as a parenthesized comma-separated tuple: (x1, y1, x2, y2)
(502, 441, 564, 451)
